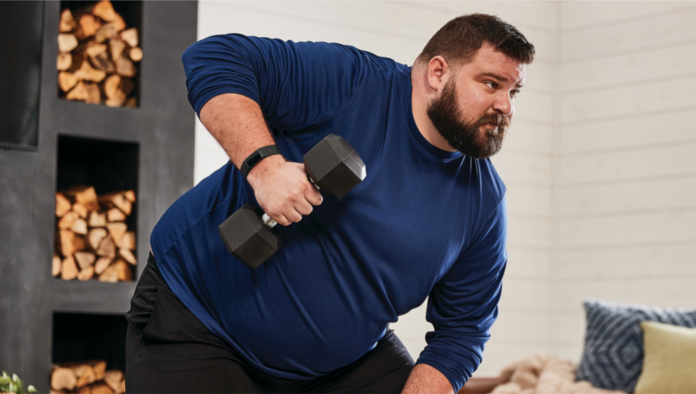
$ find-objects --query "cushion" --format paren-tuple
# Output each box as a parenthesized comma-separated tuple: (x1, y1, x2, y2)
(634, 321, 696, 394)
(575, 300, 696, 393)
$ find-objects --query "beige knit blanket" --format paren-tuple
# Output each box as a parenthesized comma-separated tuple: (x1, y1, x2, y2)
(489, 354, 627, 394)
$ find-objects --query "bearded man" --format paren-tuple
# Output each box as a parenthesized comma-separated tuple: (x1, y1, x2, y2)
(125, 13, 535, 394)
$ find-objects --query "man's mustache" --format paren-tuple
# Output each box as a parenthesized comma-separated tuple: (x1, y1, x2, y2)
(477, 114, 510, 129)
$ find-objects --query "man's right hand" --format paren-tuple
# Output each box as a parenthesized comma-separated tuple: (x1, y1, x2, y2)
(247, 154, 323, 226)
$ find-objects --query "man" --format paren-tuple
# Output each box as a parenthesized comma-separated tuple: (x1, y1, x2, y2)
(125, 13, 534, 394)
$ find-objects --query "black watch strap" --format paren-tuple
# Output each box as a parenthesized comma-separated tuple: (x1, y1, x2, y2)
(240, 145, 282, 179)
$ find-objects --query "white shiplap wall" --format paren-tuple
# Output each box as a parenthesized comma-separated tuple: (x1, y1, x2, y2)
(554, 1, 696, 362)
(193, 1, 559, 377)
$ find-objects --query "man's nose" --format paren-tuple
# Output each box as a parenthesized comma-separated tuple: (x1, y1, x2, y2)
(492, 92, 513, 117)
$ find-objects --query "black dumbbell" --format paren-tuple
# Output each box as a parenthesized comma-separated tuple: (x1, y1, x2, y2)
(219, 134, 366, 269)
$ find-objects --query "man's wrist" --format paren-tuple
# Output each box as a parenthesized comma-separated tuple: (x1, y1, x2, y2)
(246, 154, 286, 188)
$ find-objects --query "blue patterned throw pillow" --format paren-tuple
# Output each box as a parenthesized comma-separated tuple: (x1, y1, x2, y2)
(576, 300, 696, 393)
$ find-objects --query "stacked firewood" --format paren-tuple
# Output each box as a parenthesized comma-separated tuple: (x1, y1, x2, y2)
(54, 186, 136, 282)
(57, 0, 141, 107)
(50, 360, 125, 394)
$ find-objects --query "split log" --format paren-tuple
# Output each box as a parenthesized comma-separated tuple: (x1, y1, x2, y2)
(122, 190, 136, 202)
(96, 235, 116, 258)
(106, 223, 127, 244)
(85, 42, 107, 58)
(65, 186, 99, 210)
(77, 265, 95, 281)
(99, 193, 132, 215)
(72, 60, 107, 83)
(129, 47, 143, 62)
(90, 382, 115, 394)
(109, 39, 126, 61)
(72, 203, 89, 219)
(71, 364, 96, 389)
(90, 360, 107, 381)
(61, 256, 78, 280)
(119, 248, 136, 265)
(119, 380, 125, 394)
(56, 193, 72, 217)
(67, 81, 102, 104)
(95, 23, 118, 44)
(50, 366, 76, 391)
(98, 263, 119, 282)
(114, 259, 133, 281)
(74, 385, 91, 394)
(91, 1, 118, 23)
(59, 9, 77, 33)
(88, 211, 107, 227)
(114, 56, 136, 78)
(117, 231, 136, 250)
(76, 14, 102, 40)
(113, 13, 126, 32)
(104, 370, 123, 393)
(120, 28, 138, 47)
(71, 218, 88, 235)
(59, 230, 86, 256)
(53, 255, 62, 277)
(58, 34, 78, 52)
(88, 228, 108, 250)
(105, 91, 126, 107)
(58, 71, 79, 92)
(58, 211, 79, 230)
(90, 51, 115, 73)
(74, 251, 96, 270)
(94, 256, 113, 275)
(57, 53, 72, 71)
(107, 207, 126, 222)
(125, 97, 137, 108)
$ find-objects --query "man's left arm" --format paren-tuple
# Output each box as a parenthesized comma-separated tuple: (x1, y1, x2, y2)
(406, 194, 508, 394)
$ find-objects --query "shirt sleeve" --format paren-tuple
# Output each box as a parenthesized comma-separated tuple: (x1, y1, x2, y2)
(416, 194, 508, 393)
(181, 34, 367, 131)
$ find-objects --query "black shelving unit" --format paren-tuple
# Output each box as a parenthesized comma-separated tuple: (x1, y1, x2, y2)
(0, 2, 197, 391)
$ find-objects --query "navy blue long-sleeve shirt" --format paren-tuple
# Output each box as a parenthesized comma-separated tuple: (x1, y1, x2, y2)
(150, 34, 508, 392)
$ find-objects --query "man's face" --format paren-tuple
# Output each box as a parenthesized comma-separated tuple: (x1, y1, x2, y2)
(427, 44, 526, 158)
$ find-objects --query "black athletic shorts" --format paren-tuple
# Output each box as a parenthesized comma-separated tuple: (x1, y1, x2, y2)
(125, 253, 415, 393)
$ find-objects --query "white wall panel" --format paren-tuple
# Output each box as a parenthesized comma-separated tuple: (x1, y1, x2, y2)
(558, 177, 696, 217)
(499, 279, 551, 312)
(561, 2, 693, 31)
(424, 1, 559, 32)
(559, 210, 696, 248)
(506, 183, 551, 217)
(559, 143, 696, 185)
(561, 7, 696, 61)
(506, 247, 552, 281)
(508, 216, 551, 249)
(560, 110, 696, 154)
(505, 121, 553, 155)
(561, 77, 696, 124)
(557, 244, 696, 280)
(492, 153, 552, 186)
(561, 44, 696, 93)
(552, 279, 696, 312)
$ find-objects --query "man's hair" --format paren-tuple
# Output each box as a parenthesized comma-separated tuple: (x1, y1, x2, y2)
(417, 13, 535, 66)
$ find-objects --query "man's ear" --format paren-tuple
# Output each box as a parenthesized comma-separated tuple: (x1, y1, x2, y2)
(427, 56, 450, 92)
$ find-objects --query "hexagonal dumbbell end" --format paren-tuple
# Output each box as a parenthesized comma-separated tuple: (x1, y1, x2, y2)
(303, 134, 366, 200)
(218, 204, 281, 269)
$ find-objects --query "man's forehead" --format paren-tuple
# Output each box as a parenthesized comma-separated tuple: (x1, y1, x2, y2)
(463, 46, 527, 85)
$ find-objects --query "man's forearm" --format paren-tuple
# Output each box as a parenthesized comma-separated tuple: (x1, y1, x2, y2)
(402, 364, 455, 394)
(199, 93, 284, 175)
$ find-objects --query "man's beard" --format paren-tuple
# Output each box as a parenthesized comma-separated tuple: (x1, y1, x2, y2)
(427, 79, 510, 159)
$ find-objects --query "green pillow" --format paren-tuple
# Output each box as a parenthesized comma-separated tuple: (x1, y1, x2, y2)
(634, 321, 696, 394)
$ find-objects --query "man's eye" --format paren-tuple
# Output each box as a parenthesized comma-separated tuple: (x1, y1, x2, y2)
(510, 90, 520, 98)
(485, 81, 497, 89)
